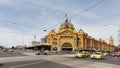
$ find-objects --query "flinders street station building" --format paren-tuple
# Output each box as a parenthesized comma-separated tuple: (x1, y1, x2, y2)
(46, 19, 115, 52)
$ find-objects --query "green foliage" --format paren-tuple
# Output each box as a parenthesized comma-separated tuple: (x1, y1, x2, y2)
(0, 45, 4, 49)
(115, 47, 119, 51)
(11, 46, 15, 49)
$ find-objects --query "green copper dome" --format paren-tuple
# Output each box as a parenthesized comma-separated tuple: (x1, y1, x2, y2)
(50, 29, 55, 33)
(59, 19, 75, 30)
(79, 29, 84, 32)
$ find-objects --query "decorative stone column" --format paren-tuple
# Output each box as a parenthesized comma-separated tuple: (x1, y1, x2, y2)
(57, 38, 61, 52)
(84, 38, 87, 50)
(74, 38, 77, 51)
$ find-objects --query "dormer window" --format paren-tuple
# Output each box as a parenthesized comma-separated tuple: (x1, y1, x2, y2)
(65, 25, 69, 28)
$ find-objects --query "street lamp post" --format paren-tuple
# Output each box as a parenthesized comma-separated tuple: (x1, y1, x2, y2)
(118, 29, 120, 51)
(104, 24, 120, 52)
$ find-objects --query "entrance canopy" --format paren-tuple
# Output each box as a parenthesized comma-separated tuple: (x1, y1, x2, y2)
(26, 43, 51, 50)
(62, 43, 73, 51)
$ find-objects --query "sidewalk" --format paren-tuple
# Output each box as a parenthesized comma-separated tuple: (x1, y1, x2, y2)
(22, 52, 36, 56)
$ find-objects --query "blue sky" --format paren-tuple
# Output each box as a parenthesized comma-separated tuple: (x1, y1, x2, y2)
(0, 0, 120, 47)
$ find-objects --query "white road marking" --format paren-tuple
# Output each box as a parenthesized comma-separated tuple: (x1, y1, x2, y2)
(9, 60, 46, 68)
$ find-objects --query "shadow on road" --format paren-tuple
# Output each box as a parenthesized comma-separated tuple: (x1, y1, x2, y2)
(0, 60, 73, 68)
(0, 64, 4, 67)
(67, 56, 120, 65)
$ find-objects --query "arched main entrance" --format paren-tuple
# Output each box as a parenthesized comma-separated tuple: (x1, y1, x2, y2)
(61, 43, 73, 51)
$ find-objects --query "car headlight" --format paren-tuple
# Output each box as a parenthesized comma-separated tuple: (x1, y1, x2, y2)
(97, 55, 101, 58)
(76, 54, 80, 56)
(90, 55, 93, 57)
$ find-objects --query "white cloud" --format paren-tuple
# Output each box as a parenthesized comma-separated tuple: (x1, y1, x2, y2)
(0, 0, 120, 47)
(74, 19, 120, 46)
(0, 0, 10, 3)
(0, 27, 34, 47)
(81, 12, 101, 19)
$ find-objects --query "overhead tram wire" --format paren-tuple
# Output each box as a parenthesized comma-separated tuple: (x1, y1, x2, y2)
(0, 0, 105, 33)
(42, 14, 70, 32)
(43, 0, 105, 32)
(25, 0, 104, 32)
(0, 29, 16, 34)
(0, 19, 50, 38)
(73, 13, 120, 36)
(97, 13, 120, 22)
(0, 18, 43, 31)
(40, 15, 67, 32)
(65, 0, 95, 17)
(82, 13, 120, 27)
(69, 0, 105, 19)
(46, 23, 60, 31)
(0, 0, 105, 34)
(0, 19, 61, 34)
(71, 12, 120, 42)
(86, 0, 93, 5)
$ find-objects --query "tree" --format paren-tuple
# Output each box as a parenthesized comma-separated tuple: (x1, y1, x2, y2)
(11, 46, 15, 49)
(115, 46, 119, 51)
(0, 45, 4, 49)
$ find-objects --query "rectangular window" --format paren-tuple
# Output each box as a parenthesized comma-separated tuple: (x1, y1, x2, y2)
(70, 36, 73, 38)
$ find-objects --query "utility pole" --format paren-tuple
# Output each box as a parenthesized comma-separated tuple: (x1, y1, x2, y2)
(104, 24, 120, 51)
(33, 35, 36, 46)
(22, 34, 24, 46)
(118, 26, 120, 51)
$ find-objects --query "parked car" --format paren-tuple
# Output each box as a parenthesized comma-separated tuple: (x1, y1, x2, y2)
(103, 52, 108, 56)
(44, 50, 50, 55)
(114, 52, 120, 57)
(108, 52, 114, 56)
(75, 51, 90, 58)
(2, 49, 8, 52)
(8, 49, 15, 52)
(90, 52, 105, 59)
(36, 50, 47, 55)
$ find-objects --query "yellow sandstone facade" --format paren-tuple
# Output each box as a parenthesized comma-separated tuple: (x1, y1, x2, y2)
(47, 19, 115, 52)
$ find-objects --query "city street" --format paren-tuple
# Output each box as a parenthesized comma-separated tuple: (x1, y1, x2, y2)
(0, 51, 27, 57)
(68, 55, 120, 65)
(0, 54, 119, 68)
(0, 0, 120, 68)
(0, 60, 72, 68)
